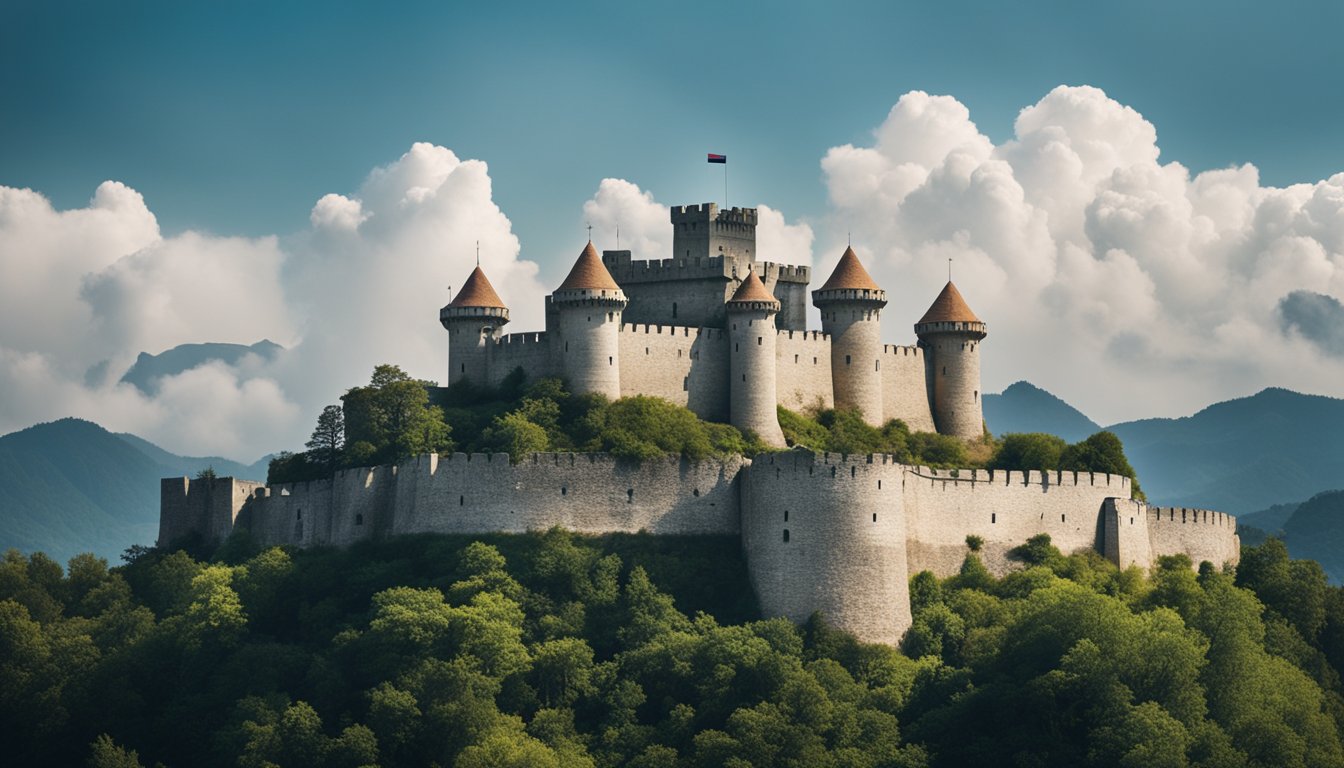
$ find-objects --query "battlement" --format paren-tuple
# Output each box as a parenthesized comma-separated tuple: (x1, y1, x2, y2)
(778, 329, 829, 342)
(620, 323, 724, 340)
(881, 344, 923, 357)
(670, 203, 758, 226)
(603, 252, 736, 283)
(1148, 506, 1236, 528)
(494, 331, 549, 346)
(757, 261, 811, 283)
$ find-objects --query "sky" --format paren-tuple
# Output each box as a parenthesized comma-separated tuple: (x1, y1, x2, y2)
(2, 0, 1343, 461)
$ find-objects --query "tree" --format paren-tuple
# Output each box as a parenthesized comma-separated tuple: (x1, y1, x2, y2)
(342, 364, 454, 464)
(305, 404, 345, 476)
(1059, 431, 1143, 498)
(989, 433, 1067, 471)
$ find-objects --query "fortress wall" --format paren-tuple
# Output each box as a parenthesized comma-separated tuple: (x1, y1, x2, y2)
(880, 345, 936, 432)
(242, 464, 398, 548)
(488, 332, 559, 385)
(157, 477, 265, 547)
(775, 330, 834, 412)
(1102, 498, 1154, 570)
(618, 277, 735, 331)
(760, 263, 810, 332)
(390, 452, 743, 536)
(902, 468, 1132, 578)
(742, 451, 912, 645)
(1146, 505, 1240, 569)
(618, 325, 729, 422)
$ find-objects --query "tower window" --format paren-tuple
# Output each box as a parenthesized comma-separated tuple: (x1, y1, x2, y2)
(846, 355, 851, 365)
(943, 366, 947, 375)
(783, 529, 790, 543)
(355, 514, 364, 526)
(757, 337, 762, 345)
(672, 302, 678, 318)
(992, 513, 996, 524)
(609, 356, 613, 365)
(627, 488, 634, 503)
(784, 510, 789, 521)
(683, 376, 689, 391)
(873, 513, 877, 523)
(742, 374, 746, 381)
(460, 363, 465, 372)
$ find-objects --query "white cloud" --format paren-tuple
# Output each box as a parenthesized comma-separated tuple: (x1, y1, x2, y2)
(0, 142, 545, 460)
(821, 84, 1344, 423)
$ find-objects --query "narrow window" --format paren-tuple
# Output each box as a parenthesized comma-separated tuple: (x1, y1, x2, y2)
(561, 486, 567, 496)
(742, 374, 746, 381)
(975, 390, 979, 402)
(794, 354, 799, 363)
(878, 479, 882, 489)
(459, 495, 464, 506)
(1130, 517, 1134, 525)
(460, 362, 465, 373)
(813, 356, 817, 364)
(872, 513, 877, 523)
(876, 360, 880, 371)
(784, 510, 789, 521)
(1061, 514, 1066, 522)
(693, 488, 700, 497)
(297, 509, 302, 520)
(735, 343, 739, 351)
(783, 529, 791, 543)
(991, 513, 996, 524)
(627, 488, 634, 503)
(757, 336, 762, 345)
(609, 356, 613, 365)
(355, 514, 364, 526)
(683, 376, 689, 391)
(851, 465, 856, 478)
(565, 341, 569, 352)
(845, 354, 851, 365)
(943, 366, 947, 375)
(645, 347, 650, 355)
(672, 302, 678, 318)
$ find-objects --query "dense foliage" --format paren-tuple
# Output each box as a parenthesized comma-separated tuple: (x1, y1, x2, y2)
(271, 368, 764, 483)
(4, 533, 1344, 767)
(989, 430, 1145, 498)
(776, 407, 971, 468)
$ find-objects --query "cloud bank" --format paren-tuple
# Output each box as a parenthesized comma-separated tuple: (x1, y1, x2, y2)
(819, 86, 1344, 423)
(3, 86, 1342, 458)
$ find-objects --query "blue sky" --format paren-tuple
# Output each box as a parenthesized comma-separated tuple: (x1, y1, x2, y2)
(4, 0, 1342, 279)
(3, 0, 1344, 458)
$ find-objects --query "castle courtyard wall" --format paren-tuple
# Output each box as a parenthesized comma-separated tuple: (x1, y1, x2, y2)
(902, 468, 1133, 578)
(486, 332, 559, 385)
(775, 331, 835, 413)
(880, 345, 937, 432)
(618, 325, 729, 422)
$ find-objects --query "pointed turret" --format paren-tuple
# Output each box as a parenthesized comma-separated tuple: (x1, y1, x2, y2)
(813, 246, 888, 425)
(914, 280, 987, 441)
(726, 270, 785, 447)
(440, 264, 510, 386)
(552, 242, 628, 398)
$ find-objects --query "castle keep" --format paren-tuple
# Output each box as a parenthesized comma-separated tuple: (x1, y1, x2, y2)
(160, 201, 1240, 645)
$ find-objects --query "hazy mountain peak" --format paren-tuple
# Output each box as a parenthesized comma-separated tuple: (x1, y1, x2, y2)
(118, 340, 283, 395)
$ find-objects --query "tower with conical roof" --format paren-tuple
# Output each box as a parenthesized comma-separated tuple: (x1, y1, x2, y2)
(813, 246, 888, 425)
(726, 270, 786, 447)
(552, 242, 628, 399)
(440, 265, 510, 386)
(914, 281, 987, 441)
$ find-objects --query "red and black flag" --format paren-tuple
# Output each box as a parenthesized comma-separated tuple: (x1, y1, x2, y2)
(707, 153, 727, 164)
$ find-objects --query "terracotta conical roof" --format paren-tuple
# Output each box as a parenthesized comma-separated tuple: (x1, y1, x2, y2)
(447, 265, 507, 309)
(818, 246, 881, 292)
(727, 271, 779, 305)
(557, 242, 621, 291)
(917, 281, 981, 324)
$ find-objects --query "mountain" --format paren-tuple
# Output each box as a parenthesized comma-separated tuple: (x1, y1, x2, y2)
(0, 418, 268, 564)
(118, 340, 282, 394)
(983, 381, 1102, 442)
(1107, 388, 1344, 514)
(1281, 491, 1344, 582)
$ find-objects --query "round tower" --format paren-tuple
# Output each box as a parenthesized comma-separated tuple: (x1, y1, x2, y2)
(727, 271, 786, 447)
(914, 281, 987, 441)
(552, 242, 628, 399)
(813, 246, 888, 425)
(440, 265, 509, 387)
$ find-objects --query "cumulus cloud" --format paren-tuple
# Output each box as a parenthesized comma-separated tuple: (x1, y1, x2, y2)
(0, 142, 545, 459)
(821, 85, 1344, 422)
(582, 178, 814, 267)
(1280, 290, 1344, 358)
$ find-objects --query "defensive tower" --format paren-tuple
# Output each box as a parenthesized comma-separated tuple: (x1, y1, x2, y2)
(727, 270, 786, 447)
(671, 202, 756, 263)
(440, 265, 509, 386)
(915, 281, 987, 440)
(552, 242, 628, 399)
(813, 246, 888, 425)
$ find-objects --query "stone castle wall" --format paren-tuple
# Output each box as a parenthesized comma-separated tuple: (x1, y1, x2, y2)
(880, 345, 937, 432)
(775, 331, 834, 412)
(618, 325, 729, 421)
(161, 451, 1239, 646)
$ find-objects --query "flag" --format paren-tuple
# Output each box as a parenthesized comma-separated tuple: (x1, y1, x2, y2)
(707, 153, 727, 164)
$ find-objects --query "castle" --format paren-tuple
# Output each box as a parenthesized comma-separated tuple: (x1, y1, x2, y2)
(159, 202, 1240, 645)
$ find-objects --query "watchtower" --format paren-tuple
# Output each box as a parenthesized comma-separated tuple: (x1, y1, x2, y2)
(814, 246, 887, 425)
(727, 270, 786, 447)
(670, 202, 756, 264)
(440, 266, 509, 386)
(915, 281, 987, 441)
(552, 242, 628, 399)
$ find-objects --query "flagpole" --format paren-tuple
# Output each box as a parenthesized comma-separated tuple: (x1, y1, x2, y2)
(724, 161, 728, 210)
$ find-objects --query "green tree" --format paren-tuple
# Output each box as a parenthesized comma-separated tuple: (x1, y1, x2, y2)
(989, 433, 1067, 471)
(305, 404, 345, 477)
(1059, 430, 1143, 499)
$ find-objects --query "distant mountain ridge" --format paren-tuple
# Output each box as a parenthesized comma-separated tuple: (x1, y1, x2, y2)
(0, 419, 269, 564)
(985, 382, 1344, 516)
(118, 340, 282, 394)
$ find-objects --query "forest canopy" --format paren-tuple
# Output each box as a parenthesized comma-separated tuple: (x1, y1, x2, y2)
(3, 534, 1344, 767)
